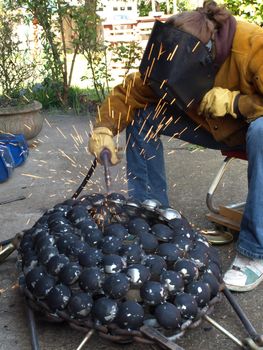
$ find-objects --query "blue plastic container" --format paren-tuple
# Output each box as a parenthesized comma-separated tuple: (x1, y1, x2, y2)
(0, 145, 15, 182)
(0, 134, 29, 167)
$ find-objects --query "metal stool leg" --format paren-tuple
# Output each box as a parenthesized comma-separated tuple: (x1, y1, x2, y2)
(206, 156, 233, 214)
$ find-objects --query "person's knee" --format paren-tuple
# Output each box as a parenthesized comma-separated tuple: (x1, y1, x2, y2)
(247, 117, 263, 150)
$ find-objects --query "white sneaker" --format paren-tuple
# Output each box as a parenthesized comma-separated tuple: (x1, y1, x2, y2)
(223, 253, 263, 292)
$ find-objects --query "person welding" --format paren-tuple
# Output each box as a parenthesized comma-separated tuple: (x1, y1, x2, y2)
(88, 1, 263, 292)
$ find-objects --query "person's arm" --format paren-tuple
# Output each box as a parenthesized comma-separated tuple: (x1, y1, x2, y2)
(88, 72, 158, 164)
(95, 71, 158, 135)
(199, 35, 263, 122)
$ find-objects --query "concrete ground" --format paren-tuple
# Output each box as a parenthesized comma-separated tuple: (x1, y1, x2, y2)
(0, 111, 262, 350)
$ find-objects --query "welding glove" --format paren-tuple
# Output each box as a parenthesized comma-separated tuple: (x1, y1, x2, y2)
(199, 87, 240, 118)
(88, 127, 120, 165)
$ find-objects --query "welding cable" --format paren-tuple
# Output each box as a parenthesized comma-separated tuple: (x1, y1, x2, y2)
(72, 157, 98, 199)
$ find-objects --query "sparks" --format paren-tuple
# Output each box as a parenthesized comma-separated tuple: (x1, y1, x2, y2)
(44, 118, 52, 127)
(192, 41, 200, 52)
(56, 127, 67, 139)
(21, 173, 44, 179)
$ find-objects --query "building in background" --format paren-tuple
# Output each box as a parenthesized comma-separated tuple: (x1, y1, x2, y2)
(97, 0, 138, 21)
(97, 0, 205, 22)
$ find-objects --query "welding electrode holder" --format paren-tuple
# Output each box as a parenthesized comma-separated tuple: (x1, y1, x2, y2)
(100, 148, 112, 193)
(0, 233, 22, 263)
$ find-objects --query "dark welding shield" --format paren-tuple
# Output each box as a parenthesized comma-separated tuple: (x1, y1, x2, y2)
(139, 20, 218, 111)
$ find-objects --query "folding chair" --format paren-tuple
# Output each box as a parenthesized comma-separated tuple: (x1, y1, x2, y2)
(206, 150, 247, 233)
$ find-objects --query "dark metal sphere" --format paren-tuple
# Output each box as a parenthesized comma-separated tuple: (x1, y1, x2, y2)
(128, 217, 150, 236)
(38, 246, 59, 265)
(22, 251, 38, 272)
(120, 244, 143, 264)
(143, 255, 167, 278)
(126, 264, 150, 287)
(103, 273, 130, 299)
(201, 272, 220, 298)
(46, 254, 70, 276)
(67, 205, 89, 225)
(107, 192, 126, 204)
(53, 204, 72, 215)
(157, 243, 182, 264)
(78, 247, 103, 267)
(79, 267, 104, 292)
(77, 218, 98, 231)
(168, 216, 194, 235)
(188, 248, 209, 268)
(86, 193, 105, 206)
(47, 212, 66, 226)
(56, 234, 79, 254)
(206, 262, 222, 282)
(25, 266, 46, 292)
(140, 281, 167, 305)
(151, 223, 174, 242)
(138, 232, 159, 253)
(82, 228, 103, 247)
(116, 300, 144, 330)
(19, 235, 34, 255)
(172, 235, 194, 252)
(33, 275, 56, 299)
(103, 254, 126, 274)
(67, 292, 93, 319)
(59, 262, 82, 285)
(174, 259, 199, 284)
(66, 240, 89, 259)
(47, 284, 71, 310)
(160, 270, 184, 295)
(35, 235, 55, 253)
(155, 302, 181, 329)
(185, 281, 211, 307)
(104, 223, 128, 240)
(50, 223, 73, 234)
(92, 297, 118, 324)
(174, 293, 198, 320)
(101, 236, 122, 255)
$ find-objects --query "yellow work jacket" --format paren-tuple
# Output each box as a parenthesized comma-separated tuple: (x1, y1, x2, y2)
(95, 21, 263, 147)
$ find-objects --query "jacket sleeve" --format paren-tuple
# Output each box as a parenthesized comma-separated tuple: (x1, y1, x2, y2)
(237, 35, 263, 122)
(94, 72, 158, 135)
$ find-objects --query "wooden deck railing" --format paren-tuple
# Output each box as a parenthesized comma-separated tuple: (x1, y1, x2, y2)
(102, 15, 170, 47)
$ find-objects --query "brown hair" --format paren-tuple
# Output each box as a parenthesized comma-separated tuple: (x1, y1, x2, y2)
(166, 1, 232, 44)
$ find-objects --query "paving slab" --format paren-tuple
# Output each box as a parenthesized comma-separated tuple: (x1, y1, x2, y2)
(0, 111, 262, 350)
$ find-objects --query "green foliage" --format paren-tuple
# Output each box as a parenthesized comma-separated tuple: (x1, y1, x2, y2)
(71, 1, 111, 103)
(110, 41, 143, 79)
(0, 8, 36, 98)
(8, 0, 80, 105)
(138, 0, 151, 16)
(223, 0, 263, 26)
(25, 80, 64, 109)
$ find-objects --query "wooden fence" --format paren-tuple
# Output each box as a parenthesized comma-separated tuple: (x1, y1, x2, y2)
(102, 15, 170, 47)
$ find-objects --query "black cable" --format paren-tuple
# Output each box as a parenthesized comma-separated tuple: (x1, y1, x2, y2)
(71, 157, 98, 199)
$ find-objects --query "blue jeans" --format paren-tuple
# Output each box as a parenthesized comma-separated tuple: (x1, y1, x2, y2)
(126, 104, 263, 259)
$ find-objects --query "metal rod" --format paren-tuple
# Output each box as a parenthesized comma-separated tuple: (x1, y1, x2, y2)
(72, 157, 97, 199)
(206, 157, 233, 214)
(0, 195, 26, 205)
(26, 305, 40, 350)
(204, 315, 244, 348)
(0, 242, 16, 264)
(76, 330, 94, 350)
(100, 149, 112, 194)
(223, 287, 263, 345)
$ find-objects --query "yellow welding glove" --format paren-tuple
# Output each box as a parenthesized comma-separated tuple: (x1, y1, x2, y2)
(199, 87, 240, 118)
(88, 127, 120, 165)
